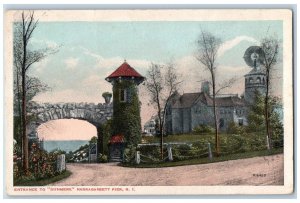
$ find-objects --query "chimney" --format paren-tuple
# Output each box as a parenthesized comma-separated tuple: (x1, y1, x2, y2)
(201, 81, 210, 94)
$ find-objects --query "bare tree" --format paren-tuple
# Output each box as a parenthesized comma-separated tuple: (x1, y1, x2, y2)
(195, 30, 222, 155)
(260, 37, 280, 149)
(145, 63, 181, 159)
(14, 11, 57, 174)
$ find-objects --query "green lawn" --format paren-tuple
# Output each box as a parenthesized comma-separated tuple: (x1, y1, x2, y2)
(14, 170, 72, 186)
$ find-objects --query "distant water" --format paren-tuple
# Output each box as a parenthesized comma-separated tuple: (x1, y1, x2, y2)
(43, 140, 89, 152)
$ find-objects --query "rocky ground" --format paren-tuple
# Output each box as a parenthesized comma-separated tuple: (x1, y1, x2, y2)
(50, 154, 283, 186)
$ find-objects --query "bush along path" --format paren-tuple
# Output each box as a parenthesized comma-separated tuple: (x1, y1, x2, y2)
(122, 133, 283, 167)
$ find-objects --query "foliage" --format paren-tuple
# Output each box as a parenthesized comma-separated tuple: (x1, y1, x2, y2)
(98, 153, 108, 163)
(13, 11, 58, 174)
(112, 80, 142, 146)
(89, 136, 97, 145)
(136, 132, 279, 164)
(13, 146, 65, 185)
(98, 119, 113, 156)
(145, 63, 182, 159)
(123, 148, 283, 168)
(195, 30, 223, 155)
(67, 136, 99, 163)
(226, 122, 246, 135)
(193, 124, 214, 134)
(247, 91, 283, 147)
(122, 145, 137, 163)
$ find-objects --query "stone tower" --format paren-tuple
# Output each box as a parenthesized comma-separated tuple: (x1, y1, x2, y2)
(244, 53, 267, 104)
(105, 60, 145, 149)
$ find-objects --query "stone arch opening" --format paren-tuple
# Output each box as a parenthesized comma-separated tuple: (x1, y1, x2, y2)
(36, 119, 97, 153)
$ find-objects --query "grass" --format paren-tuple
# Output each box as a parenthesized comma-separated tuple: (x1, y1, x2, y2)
(142, 133, 214, 143)
(122, 147, 283, 168)
(14, 170, 72, 186)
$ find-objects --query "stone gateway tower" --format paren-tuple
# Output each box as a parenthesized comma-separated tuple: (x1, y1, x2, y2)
(243, 46, 267, 104)
(105, 61, 145, 160)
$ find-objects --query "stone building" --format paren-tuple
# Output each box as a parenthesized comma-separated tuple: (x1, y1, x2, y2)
(164, 63, 267, 135)
(165, 91, 248, 134)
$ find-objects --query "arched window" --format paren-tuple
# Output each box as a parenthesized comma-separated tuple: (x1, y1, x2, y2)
(262, 77, 265, 85)
(249, 77, 253, 83)
(256, 77, 261, 83)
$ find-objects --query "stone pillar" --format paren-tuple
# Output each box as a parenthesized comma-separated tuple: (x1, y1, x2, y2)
(167, 145, 173, 161)
(208, 142, 213, 160)
(135, 151, 140, 164)
(57, 154, 66, 173)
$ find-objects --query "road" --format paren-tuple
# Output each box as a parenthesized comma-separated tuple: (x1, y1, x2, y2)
(50, 154, 283, 186)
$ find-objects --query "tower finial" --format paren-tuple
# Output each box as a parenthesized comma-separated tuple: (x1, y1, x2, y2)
(124, 59, 127, 63)
(252, 53, 258, 70)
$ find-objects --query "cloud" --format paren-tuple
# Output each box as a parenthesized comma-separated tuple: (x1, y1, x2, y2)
(218, 36, 259, 57)
(30, 38, 60, 49)
(64, 57, 79, 70)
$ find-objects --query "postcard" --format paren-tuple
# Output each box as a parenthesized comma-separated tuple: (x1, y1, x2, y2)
(4, 9, 293, 195)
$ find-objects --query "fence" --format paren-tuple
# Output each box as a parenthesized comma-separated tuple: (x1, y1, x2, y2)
(132, 135, 283, 165)
(133, 141, 213, 164)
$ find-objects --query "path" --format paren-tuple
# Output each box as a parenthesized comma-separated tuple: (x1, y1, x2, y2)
(50, 154, 283, 186)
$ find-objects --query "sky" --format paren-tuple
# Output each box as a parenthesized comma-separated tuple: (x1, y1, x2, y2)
(25, 20, 283, 141)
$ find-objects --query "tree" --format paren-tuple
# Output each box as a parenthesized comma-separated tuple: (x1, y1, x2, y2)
(13, 11, 57, 174)
(247, 91, 283, 147)
(195, 30, 222, 155)
(145, 63, 181, 159)
(260, 37, 280, 149)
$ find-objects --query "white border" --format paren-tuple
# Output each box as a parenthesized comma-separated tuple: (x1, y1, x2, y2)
(3, 9, 294, 196)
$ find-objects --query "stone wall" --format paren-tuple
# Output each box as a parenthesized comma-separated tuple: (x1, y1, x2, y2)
(28, 102, 113, 129)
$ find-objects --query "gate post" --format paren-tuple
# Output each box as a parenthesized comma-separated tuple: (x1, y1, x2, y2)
(208, 142, 213, 160)
(135, 151, 140, 164)
(167, 145, 173, 161)
(57, 154, 66, 173)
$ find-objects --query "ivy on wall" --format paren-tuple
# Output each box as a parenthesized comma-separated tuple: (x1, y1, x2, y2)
(112, 79, 142, 146)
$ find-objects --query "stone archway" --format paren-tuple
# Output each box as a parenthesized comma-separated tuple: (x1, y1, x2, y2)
(27, 102, 113, 157)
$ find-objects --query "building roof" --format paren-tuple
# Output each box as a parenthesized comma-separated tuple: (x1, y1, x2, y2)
(215, 96, 245, 107)
(106, 61, 144, 80)
(172, 93, 202, 108)
(172, 92, 245, 108)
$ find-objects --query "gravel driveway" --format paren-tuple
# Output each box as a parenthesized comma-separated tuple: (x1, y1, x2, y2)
(50, 154, 283, 186)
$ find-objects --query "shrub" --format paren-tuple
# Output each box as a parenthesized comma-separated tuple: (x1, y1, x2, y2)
(192, 124, 214, 134)
(122, 145, 137, 163)
(99, 154, 108, 163)
(227, 122, 246, 135)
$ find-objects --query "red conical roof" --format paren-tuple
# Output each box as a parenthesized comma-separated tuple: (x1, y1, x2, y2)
(106, 61, 144, 80)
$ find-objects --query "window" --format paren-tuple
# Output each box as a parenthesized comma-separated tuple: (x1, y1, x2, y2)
(256, 77, 261, 83)
(219, 118, 224, 128)
(120, 89, 126, 102)
(249, 77, 253, 83)
(238, 119, 244, 126)
(262, 77, 265, 85)
(126, 88, 132, 102)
